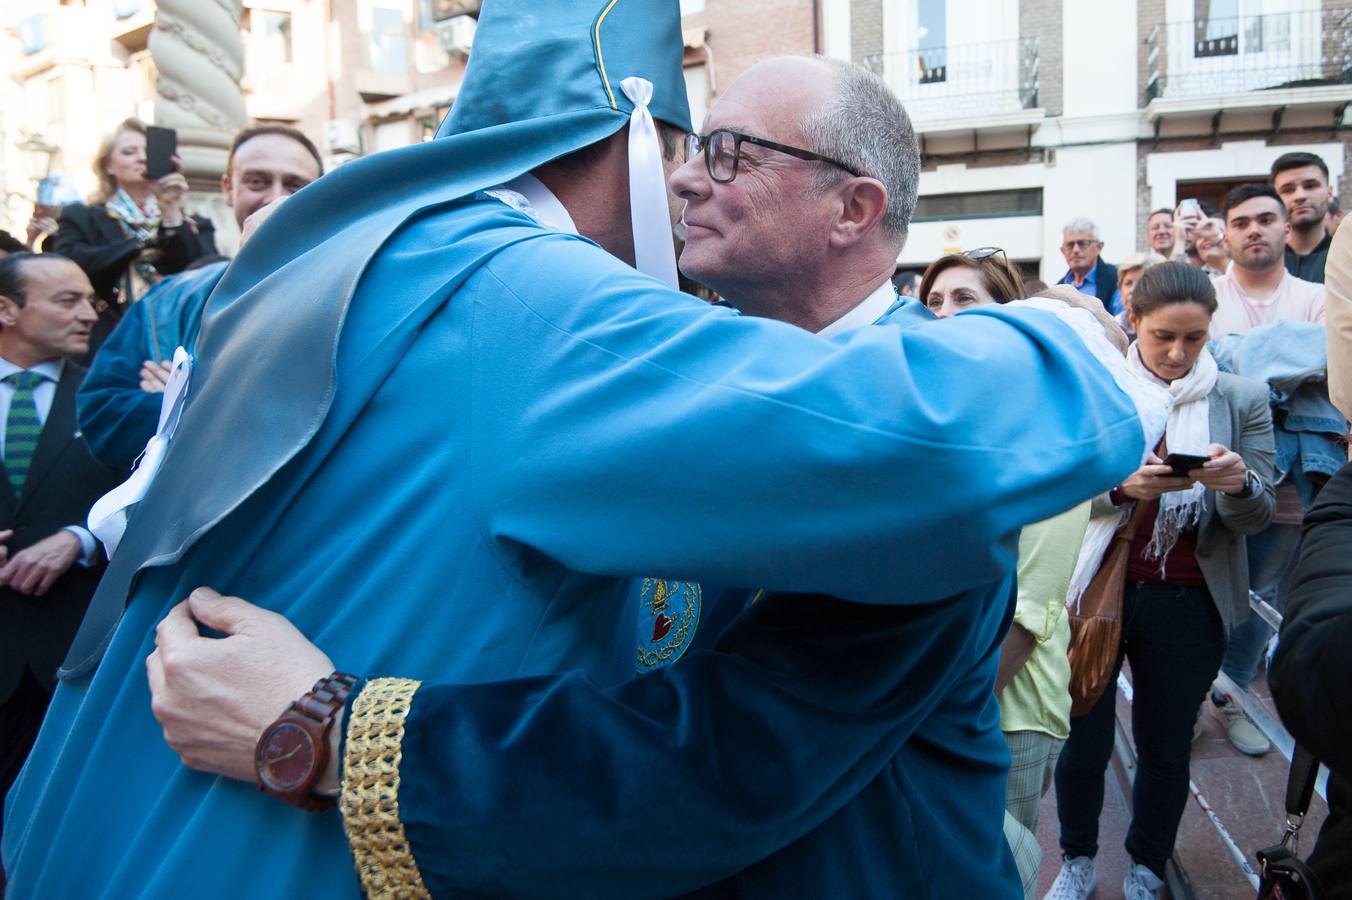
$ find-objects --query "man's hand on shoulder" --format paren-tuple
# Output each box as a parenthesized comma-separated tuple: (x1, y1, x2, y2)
(147, 587, 335, 783)
(140, 360, 172, 394)
(0, 530, 81, 596)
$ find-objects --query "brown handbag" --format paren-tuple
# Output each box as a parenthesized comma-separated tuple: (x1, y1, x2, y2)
(1067, 499, 1151, 717)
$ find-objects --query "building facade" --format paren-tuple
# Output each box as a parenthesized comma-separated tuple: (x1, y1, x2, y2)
(6, 0, 1348, 279)
(1, 0, 474, 249)
(849, 0, 1352, 283)
(1, 0, 823, 247)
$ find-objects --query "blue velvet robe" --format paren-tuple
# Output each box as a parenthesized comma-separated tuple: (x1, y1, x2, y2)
(4, 196, 1143, 898)
(407, 299, 1020, 898)
(77, 261, 227, 468)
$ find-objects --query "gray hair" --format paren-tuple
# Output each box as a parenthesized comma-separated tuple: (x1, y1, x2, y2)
(1116, 251, 1166, 284)
(796, 57, 920, 244)
(1063, 217, 1102, 240)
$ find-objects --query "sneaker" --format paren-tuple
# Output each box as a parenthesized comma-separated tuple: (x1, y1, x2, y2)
(1043, 855, 1096, 900)
(1211, 691, 1271, 756)
(1123, 862, 1164, 900)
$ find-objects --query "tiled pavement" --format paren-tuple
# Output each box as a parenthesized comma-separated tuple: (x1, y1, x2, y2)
(1033, 662, 1329, 899)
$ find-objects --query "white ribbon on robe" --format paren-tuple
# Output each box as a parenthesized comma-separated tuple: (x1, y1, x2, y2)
(620, 76, 679, 289)
(88, 346, 193, 558)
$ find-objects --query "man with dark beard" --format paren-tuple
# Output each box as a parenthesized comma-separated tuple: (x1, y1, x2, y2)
(1272, 151, 1335, 283)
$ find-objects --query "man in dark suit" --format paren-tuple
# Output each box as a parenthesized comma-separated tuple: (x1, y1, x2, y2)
(0, 252, 125, 869)
(1059, 216, 1121, 315)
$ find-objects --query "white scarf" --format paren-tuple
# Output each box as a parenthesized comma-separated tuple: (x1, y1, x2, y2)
(1126, 342, 1218, 569)
(1066, 505, 1128, 613)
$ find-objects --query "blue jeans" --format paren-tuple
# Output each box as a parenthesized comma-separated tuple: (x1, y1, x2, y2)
(1219, 522, 1302, 691)
(1055, 581, 1226, 878)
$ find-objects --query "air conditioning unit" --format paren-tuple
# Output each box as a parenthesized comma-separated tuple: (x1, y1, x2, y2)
(323, 119, 362, 156)
(436, 15, 476, 56)
(429, 0, 480, 22)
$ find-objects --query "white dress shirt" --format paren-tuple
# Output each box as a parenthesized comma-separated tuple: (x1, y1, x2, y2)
(485, 174, 580, 236)
(817, 279, 899, 337)
(0, 355, 97, 563)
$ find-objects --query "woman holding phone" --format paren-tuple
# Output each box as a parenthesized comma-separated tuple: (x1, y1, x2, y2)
(1046, 262, 1276, 900)
(52, 118, 216, 358)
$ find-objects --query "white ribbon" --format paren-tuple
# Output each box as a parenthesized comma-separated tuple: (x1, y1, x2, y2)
(620, 76, 679, 288)
(88, 346, 193, 558)
(1009, 297, 1173, 465)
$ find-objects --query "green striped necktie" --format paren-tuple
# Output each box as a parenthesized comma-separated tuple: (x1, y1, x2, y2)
(5, 370, 47, 495)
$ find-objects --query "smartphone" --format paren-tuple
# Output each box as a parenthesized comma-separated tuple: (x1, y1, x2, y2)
(144, 125, 177, 180)
(1162, 452, 1209, 476)
(36, 177, 58, 206)
(1178, 198, 1202, 218)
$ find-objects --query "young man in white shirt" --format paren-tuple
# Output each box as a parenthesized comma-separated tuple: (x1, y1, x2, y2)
(1211, 183, 1325, 340)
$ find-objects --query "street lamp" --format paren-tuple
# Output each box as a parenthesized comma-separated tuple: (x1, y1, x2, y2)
(16, 134, 62, 224)
(16, 133, 57, 183)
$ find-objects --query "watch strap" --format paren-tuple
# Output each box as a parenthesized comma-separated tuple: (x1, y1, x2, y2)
(1230, 470, 1261, 499)
(297, 671, 358, 723)
(257, 671, 357, 811)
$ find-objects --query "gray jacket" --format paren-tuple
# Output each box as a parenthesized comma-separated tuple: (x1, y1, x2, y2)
(1095, 371, 1276, 636)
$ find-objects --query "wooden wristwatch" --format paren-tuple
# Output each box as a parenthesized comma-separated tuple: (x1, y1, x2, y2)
(255, 672, 357, 811)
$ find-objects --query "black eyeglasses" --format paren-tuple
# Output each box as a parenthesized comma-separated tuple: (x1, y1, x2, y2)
(685, 128, 865, 184)
(965, 246, 1007, 262)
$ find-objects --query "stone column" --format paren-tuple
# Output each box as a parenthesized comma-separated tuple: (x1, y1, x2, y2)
(149, 0, 247, 252)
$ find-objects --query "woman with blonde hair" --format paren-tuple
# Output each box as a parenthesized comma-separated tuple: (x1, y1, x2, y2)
(51, 118, 216, 357)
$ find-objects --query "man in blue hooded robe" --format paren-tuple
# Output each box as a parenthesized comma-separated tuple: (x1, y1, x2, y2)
(6, 3, 1154, 898)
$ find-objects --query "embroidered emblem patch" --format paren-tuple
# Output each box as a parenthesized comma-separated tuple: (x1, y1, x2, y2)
(636, 578, 701, 671)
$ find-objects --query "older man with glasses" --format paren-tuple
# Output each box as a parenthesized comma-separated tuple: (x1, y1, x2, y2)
(1059, 217, 1121, 315)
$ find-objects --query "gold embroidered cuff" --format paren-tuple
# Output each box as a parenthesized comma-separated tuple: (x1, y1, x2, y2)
(340, 677, 431, 899)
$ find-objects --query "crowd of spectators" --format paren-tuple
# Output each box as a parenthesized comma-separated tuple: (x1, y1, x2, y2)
(0, 86, 1348, 900)
(901, 149, 1347, 900)
(0, 118, 320, 895)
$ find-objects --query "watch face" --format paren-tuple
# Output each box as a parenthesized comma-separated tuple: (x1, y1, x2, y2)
(258, 722, 317, 793)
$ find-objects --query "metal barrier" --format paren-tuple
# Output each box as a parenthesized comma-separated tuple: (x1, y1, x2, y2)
(863, 36, 1039, 124)
(1212, 592, 1329, 801)
(1111, 590, 1328, 897)
(1144, 6, 1352, 102)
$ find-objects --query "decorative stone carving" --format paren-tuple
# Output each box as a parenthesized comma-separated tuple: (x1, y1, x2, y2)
(148, 0, 246, 248)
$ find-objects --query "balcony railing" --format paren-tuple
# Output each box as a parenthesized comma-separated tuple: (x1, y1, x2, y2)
(864, 36, 1039, 124)
(1145, 6, 1352, 102)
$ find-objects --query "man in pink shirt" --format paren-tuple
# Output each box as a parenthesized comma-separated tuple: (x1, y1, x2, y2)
(1209, 182, 1327, 757)
(1211, 183, 1325, 340)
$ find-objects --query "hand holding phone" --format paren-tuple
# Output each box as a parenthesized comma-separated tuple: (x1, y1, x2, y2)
(144, 126, 178, 181)
(1162, 452, 1209, 477)
(1120, 454, 1197, 502)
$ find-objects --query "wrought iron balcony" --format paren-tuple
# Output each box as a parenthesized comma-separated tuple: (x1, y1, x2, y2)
(864, 36, 1039, 125)
(1145, 6, 1352, 102)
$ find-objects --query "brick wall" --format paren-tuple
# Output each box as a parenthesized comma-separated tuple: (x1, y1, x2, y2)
(1138, 0, 1165, 111)
(1135, 142, 1153, 251)
(850, 0, 883, 65)
(1134, 132, 1352, 248)
(683, 0, 817, 103)
(1019, 0, 1063, 116)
